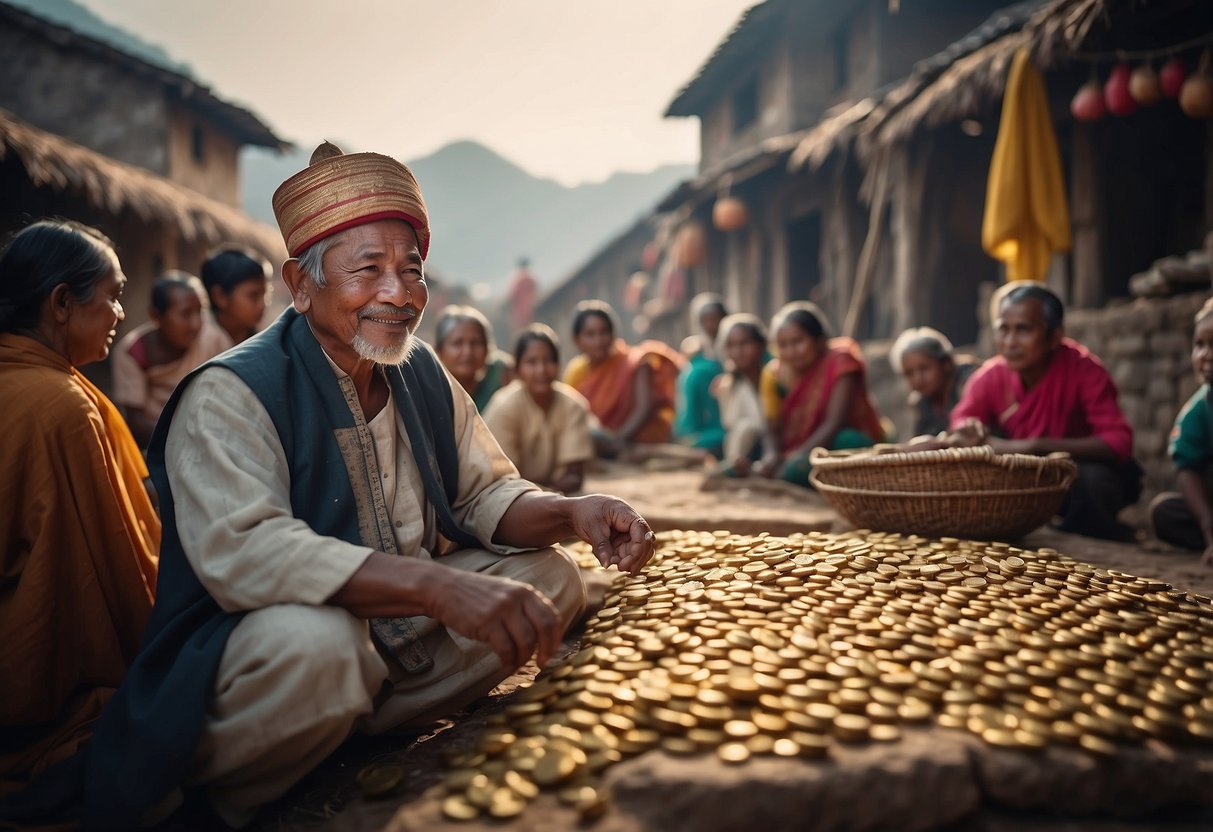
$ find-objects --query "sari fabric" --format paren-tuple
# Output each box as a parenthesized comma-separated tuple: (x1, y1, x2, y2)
(0, 334, 159, 797)
(564, 339, 685, 444)
(763, 337, 883, 453)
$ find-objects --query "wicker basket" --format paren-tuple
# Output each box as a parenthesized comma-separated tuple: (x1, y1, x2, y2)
(808, 445, 1077, 540)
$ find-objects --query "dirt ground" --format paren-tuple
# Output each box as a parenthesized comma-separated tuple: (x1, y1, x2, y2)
(225, 465, 1213, 832)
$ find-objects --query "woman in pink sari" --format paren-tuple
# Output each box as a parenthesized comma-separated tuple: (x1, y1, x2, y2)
(757, 302, 884, 485)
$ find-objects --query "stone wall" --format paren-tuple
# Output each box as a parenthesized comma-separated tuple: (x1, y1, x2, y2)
(1067, 292, 1209, 499)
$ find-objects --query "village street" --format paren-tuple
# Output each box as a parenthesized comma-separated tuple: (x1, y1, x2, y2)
(237, 465, 1213, 832)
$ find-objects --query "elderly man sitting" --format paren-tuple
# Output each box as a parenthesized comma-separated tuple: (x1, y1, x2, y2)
(948, 284, 1141, 540)
(51, 143, 656, 829)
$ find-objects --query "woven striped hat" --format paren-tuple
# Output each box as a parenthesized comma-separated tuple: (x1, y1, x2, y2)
(272, 142, 430, 259)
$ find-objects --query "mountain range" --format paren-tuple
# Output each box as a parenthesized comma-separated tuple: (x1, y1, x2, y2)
(9, 0, 693, 296)
(241, 142, 692, 294)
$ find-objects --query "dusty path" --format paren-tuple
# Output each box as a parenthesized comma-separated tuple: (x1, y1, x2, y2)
(231, 467, 1213, 832)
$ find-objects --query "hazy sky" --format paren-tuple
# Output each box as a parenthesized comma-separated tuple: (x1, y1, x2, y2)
(77, 0, 755, 185)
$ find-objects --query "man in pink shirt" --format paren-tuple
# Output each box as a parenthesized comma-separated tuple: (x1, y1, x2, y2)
(950, 284, 1141, 540)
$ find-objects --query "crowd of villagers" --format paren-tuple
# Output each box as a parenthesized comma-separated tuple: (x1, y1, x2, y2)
(6, 207, 1213, 821)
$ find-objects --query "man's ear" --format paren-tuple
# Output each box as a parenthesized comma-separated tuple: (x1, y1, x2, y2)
(281, 259, 311, 314)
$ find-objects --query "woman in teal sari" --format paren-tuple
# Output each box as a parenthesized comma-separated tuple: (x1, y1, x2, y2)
(434, 305, 515, 412)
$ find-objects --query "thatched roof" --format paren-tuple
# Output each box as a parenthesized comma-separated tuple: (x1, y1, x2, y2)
(789, 1, 1043, 172)
(0, 108, 286, 258)
(665, 0, 790, 118)
(0, 1, 287, 150)
(847, 0, 1211, 154)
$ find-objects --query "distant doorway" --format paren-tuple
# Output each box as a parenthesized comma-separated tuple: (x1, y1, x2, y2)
(787, 211, 822, 303)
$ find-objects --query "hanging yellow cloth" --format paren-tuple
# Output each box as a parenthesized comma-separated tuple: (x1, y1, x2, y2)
(982, 48, 1071, 282)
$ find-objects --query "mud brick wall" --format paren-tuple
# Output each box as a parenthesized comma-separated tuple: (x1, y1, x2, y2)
(1067, 292, 1210, 500)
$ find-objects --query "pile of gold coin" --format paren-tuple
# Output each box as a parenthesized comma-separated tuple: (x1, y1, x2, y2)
(440, 530, 1213, 821)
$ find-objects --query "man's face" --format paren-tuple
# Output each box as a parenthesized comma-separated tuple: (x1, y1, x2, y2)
(700, 307, 725, 341)
(297, 220, 428, 365)
(996, 298, 1059, 374)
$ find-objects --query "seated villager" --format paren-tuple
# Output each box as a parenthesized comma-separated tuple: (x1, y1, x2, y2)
(755, 302, 884, 485)
(200, 245, 273, 346)
(890, 326, 979, 438)
(484, 324, 594, 494)
(1150, 298, 1213, 563)
(949, 284, 1141, 541)
(434, 304, 515, 412)
(0, 220, 159, 802)
(686, 292, 727, 360)
(713, 313, 774, 475)
(111, 271, 230, 447)
(30, 143, 656, 830)
(673, 334, 725, 458)
(563, 300, 685, 457)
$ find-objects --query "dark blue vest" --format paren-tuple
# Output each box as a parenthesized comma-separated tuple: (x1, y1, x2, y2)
(11, 309, 478, 830)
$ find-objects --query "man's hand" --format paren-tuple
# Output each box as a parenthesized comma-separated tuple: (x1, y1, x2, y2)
(1202, 543, 1213, 568)
(568, 494, 657, 574)
(425, 567, 563, 671)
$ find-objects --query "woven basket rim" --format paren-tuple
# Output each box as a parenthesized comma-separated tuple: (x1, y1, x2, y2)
(809, 444, 1077, 474)
(809, 476, 1071, 499)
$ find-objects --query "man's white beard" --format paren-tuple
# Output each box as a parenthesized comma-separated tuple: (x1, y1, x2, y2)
(352, 331, 415, 365)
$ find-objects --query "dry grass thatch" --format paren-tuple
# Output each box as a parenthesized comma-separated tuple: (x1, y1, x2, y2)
(0, 108, 285, 258)
(789, 0, 1110, 169)
(868, 0, 1107, 149)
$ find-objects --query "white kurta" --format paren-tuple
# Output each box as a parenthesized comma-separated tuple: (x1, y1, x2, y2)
(163, 350, 586, 827)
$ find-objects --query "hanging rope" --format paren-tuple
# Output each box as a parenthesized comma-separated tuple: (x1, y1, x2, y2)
(1069, 31, 1213, 63)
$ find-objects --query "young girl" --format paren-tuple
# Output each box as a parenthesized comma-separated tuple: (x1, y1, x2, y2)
(890, 326, 979, 438)
(483, 324, 594, 494)
(757, 302, 883, 485)
(1150, 298, 1213, 564)
(713, 313, 771, 475)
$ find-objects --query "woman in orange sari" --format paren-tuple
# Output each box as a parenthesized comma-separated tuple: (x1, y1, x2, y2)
(0, 220, 159, 801)
(757, 302, 884, 485)
(563, 300, 685, 457)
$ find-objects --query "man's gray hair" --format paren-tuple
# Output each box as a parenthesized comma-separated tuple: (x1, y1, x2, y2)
(1000, 283, 1065, 334)
(295, 234, 338, 287)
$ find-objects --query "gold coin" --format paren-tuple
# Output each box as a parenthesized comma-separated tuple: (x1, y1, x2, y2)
(833, 714, 871, 743)
(717, 742, 751, 764)
(488, 787, 527, 819)
(356, 763, 403, 798)
(533, 751, 577, 786)
(442, 795, 480, 821)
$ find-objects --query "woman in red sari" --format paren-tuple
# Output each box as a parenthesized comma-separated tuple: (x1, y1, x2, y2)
(563, 300, 684, 457)
(757, 302, 883, 485)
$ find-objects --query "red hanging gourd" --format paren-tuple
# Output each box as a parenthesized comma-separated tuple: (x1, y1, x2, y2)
(1161, 57, 1188, 99)
(1070, 80, 1106, 121)
(1104, 64, 1136, 116)
(712, 196, 749, 231)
